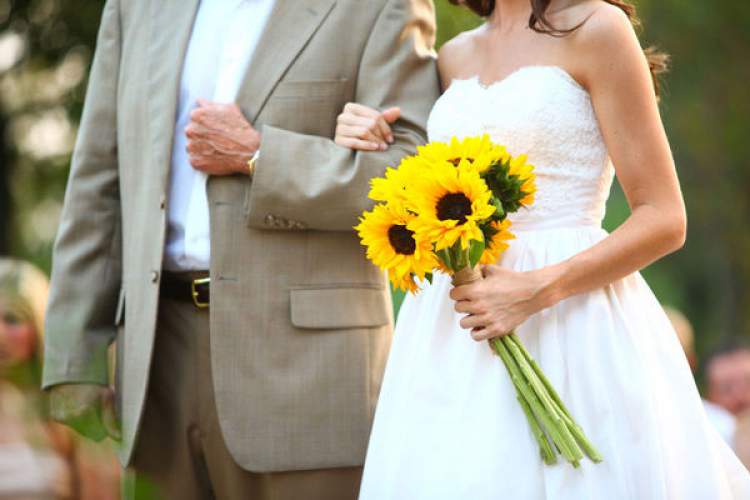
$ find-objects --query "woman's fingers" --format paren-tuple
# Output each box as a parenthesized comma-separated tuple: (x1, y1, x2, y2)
(334, 135, 381, 151)
(454, 299, 483, 315)
(372, 114, 394, 144)
(381, 106, 401, 123)
(339, 103, 396, 144)
(337, 113, 390, 146)
(459, 313, 488, 331)
(336, 123, 387, 150)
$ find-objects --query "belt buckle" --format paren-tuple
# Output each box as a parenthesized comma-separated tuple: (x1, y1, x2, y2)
(191, 277, 210, 309)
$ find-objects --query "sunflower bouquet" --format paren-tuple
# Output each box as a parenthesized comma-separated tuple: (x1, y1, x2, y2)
(356, 135, 602, 468)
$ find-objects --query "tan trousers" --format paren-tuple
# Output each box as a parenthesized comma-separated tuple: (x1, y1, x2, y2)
(124, 297, 362, 500)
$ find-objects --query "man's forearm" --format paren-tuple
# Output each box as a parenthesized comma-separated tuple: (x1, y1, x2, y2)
(246, 124, 425, 231)
(246, 0, 440, 232)
(43, 0, 122, 389)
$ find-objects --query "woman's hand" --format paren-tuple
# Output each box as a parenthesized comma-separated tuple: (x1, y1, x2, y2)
(334, 103, 401, 151)
(450, 265, 558, 342)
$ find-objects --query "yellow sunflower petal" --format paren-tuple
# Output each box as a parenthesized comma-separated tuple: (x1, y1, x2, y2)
(480, 219, 515, 265)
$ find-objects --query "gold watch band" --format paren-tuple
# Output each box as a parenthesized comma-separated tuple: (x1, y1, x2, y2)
(247, 151, 259, 177)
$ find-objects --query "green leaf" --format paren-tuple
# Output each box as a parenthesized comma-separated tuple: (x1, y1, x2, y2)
(453, 243, 468, 270)
(491, 197, 505, 221)
(469, 239, 485, 268)
(437, 248, 452, 270)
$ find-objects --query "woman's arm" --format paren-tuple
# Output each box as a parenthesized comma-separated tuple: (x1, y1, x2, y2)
(333, 30, 469, 150)
(452, 7, 686, 340)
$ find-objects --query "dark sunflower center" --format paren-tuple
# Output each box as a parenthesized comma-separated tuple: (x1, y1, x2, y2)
(388, 225, 417, 255)
(448, 157, 475, 166)
(436, 193, 473, 225)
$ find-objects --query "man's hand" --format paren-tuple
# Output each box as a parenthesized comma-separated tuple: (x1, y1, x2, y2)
(49, 384, 121, 442)
(185, 99, 261, 176)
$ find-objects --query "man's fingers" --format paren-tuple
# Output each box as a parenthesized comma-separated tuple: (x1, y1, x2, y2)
(48, 384, 120, 442)
(64, 405, 108, 442)
(101, 389, 121, 442)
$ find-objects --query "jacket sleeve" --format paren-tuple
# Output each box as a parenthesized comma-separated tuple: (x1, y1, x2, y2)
(246, 0, 440, 231)
(42, 0, 122, 389)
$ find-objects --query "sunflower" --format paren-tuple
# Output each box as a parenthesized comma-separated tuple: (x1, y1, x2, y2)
(480, 219, 515, 265)
(508, 154, 537, 206)
(408, 161, 496, 251)
(355, 202, 436, 291)
(417, 135, 509, 175)
(369, 156, 426, 208)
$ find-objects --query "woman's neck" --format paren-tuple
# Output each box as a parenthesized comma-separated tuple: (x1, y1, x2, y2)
(489, 0, 532, 29)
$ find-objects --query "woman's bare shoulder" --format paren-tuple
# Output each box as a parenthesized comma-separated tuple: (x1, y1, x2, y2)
(553, 1, 643, 88)
(559, 0, 636, 45)
(437, 26, 485, 86)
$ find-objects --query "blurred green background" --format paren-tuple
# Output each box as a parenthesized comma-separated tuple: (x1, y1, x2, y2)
(0, 0, 748, 365)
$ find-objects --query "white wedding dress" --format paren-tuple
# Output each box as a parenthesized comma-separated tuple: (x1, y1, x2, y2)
(359, 66, 750, 499)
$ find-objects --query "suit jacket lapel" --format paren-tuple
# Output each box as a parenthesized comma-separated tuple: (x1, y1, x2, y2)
(236, 0, 337, 123)
(146, 0, 201, 189)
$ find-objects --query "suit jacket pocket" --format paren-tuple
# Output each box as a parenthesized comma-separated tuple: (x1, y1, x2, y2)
(290, 285, 390, 330)
(261, 79, 349, 137)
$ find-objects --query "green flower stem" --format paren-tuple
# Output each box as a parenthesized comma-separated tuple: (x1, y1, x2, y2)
(503, 336, 583, 465)
(492, 340, 557, 464)
(491, 339, 555, 463)
(508, 335, 603, 463)
(492, 338, 579, 467)
(518, 391, 558, 465)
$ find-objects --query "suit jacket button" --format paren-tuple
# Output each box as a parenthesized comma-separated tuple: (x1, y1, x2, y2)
(150, 270, 160, 283)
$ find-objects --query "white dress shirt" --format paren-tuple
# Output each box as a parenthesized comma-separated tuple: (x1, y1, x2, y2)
(164, 0, 275, 271)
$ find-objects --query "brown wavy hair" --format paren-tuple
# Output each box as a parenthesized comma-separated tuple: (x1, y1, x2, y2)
(449, 0, 668, 94)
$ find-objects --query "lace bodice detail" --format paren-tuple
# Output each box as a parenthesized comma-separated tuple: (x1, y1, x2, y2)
(427, 66, 614, 230)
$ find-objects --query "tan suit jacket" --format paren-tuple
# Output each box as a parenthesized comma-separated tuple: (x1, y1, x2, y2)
(42, 0, 440, 472)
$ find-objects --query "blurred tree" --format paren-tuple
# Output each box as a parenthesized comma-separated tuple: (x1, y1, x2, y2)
(0, 0, 104, 270)
(0, 110, 12, 254)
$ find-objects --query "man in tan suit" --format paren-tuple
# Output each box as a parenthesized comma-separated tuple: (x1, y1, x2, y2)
(42, 0, 440, 498)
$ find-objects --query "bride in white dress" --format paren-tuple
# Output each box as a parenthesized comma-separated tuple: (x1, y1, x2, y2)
(335, 0, 750, 498)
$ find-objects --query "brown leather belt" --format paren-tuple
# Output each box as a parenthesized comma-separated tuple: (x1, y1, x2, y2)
(160, 271, 210, 308)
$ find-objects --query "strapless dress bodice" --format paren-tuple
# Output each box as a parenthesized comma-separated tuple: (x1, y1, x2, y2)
(426, 66, 614, 231)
